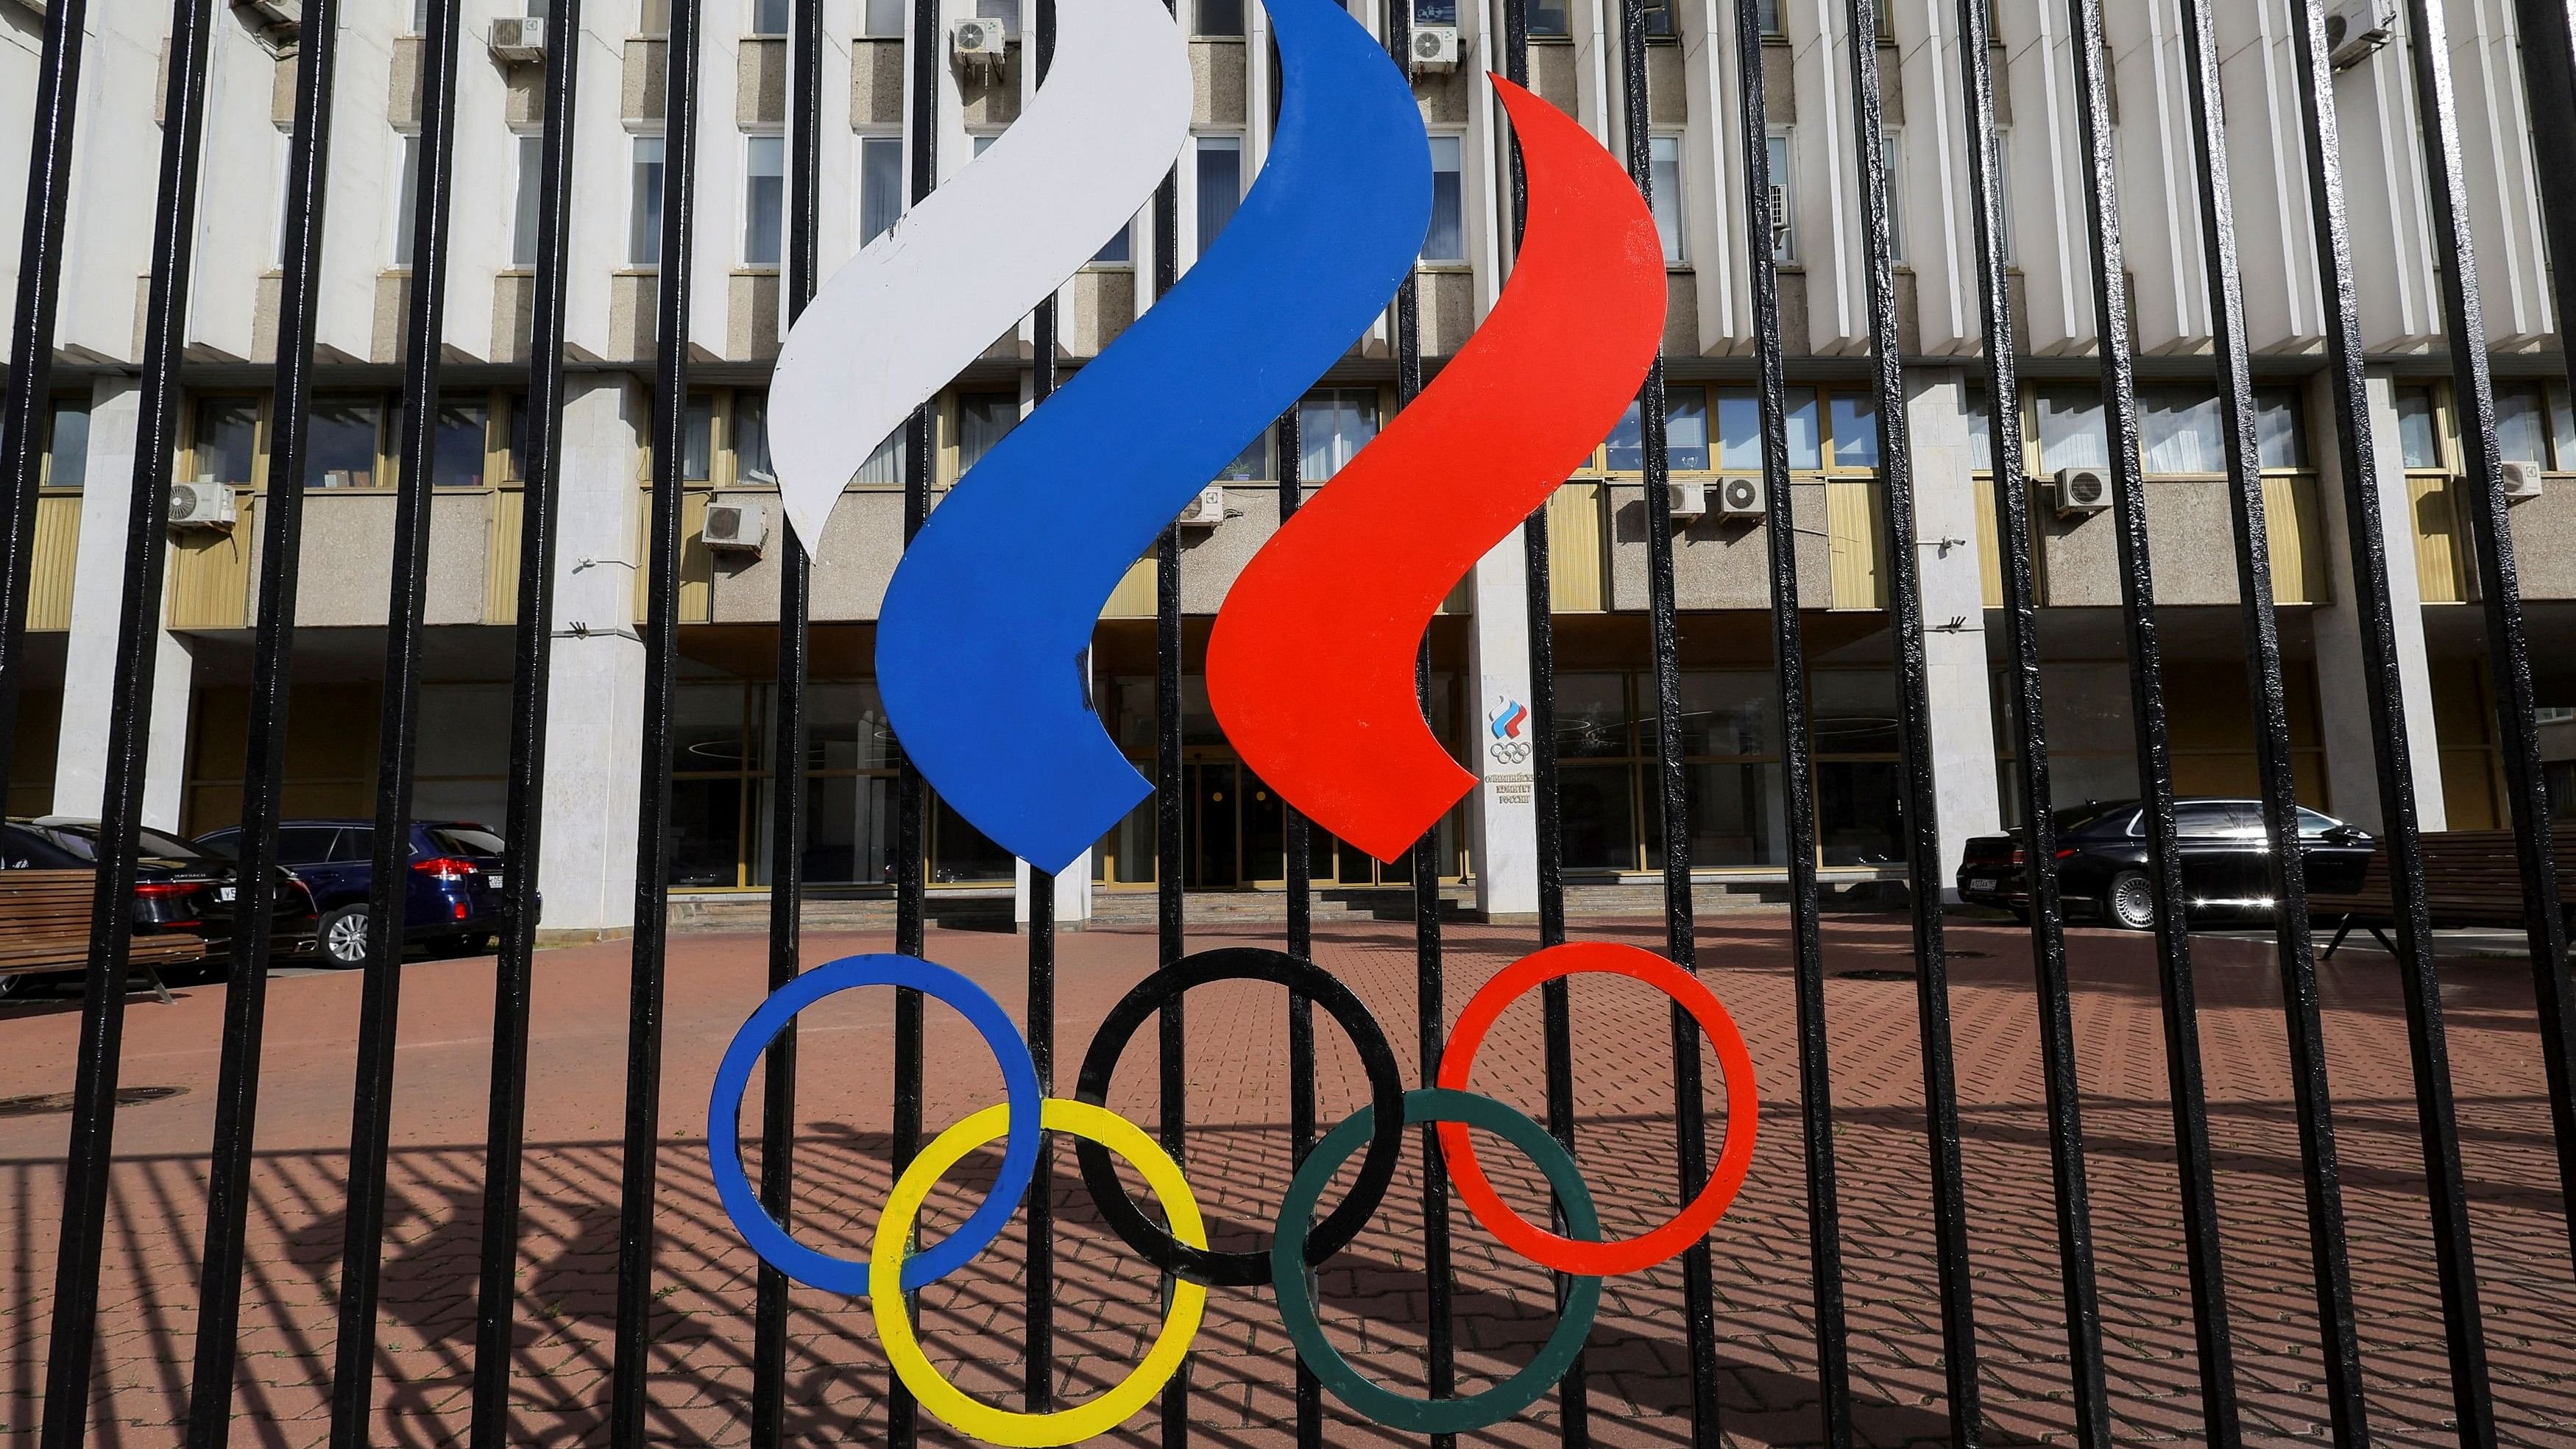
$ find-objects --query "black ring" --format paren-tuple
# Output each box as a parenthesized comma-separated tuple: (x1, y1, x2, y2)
(1074, 946, 1406, 1288)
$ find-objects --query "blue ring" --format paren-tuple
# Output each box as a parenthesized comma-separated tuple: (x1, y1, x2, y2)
(707, 953, 1041, 1294)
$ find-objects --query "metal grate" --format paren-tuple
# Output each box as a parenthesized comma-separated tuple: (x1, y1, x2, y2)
(4, 1, 2572, 1447)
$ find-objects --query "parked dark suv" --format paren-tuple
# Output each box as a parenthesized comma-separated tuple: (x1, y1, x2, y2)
(1957, 799, 2377, 930)
(194, 821, 512, 968)
(1, 816, 321, 967)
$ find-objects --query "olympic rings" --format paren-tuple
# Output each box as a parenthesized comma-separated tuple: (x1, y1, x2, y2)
(1272, 1088, 1603, 1434)
(707, 940, 1765, 1444)
(707, 954, 1043, 1294)
(1073, 947, 1408, 1287)
(875, 1099, 1207, 1448)
(1435, 940, 1759, 1276)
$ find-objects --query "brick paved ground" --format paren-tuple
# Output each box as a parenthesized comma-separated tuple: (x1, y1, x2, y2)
(3, 913, 2572, 1448)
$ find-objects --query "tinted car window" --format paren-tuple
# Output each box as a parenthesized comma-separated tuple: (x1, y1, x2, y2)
(2296, 808, 2346, 839)
(330, 829, 376, 863)
(1, 824, 87, 868)
(2174, 803, 2237, 838)
(275, 827, 341, 863)
(428, 826, 506, 857)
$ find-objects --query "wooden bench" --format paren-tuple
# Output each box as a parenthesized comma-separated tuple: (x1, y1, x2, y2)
(2309, 826, 2576, 960)
(0, 869, 207, 1004)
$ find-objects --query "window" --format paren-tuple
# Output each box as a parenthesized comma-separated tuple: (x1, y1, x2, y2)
(1604, 391, 1709, 472)
(1298, 389, 1378, 481)
(393, 133, 421, 266)
(2494, 381, 2561, 469)
(744, 135, 785, 266)
(2396, 386, 2443, 470)
(2140, 389, 2223, 474)
(42, 397, 88, 490)
(1424, 135, 1465, 263)
(1766, 132, 1794, 263)
(684, 394, 715, 481)
(272, 130, 293, 266)
(862, 0, 904, 34)
(1216, 428, 1269, 481)
(411, 0, 431, 32)
(976, 0, 1020, 35)
(1830, 392, 1878, 470)
(1197, 0, 1244, 36)
(512, 134, 544, 269)
(1649, 135, 1685, 264)
(1530, 0, 1569, 36)
(2257, 390, 2307, 470)
(1195, 136, 1243, 260)
(630, 135, 666, 266)
(854, 429, 904, 486)
(306, 397, 383, 488)
(735, 392, 774, 483)
(431, 400, 489, 488)
(1880, 132, 1904, 263)
(192, 398, 261, 486)
(1637, 0, 1672, 38)
(1758, 0, 1784, 35)
(1415, 0, 1457, 23)
(1713, 386, 1822, 470)
(858, 134, 904, 246)
(750, 0, 788, 33)
(1093, 216, 1133, 265)
(958, 392, 1019, 473)
(2037, 387, 2109, 471)
(1992, 132, 2016, 263)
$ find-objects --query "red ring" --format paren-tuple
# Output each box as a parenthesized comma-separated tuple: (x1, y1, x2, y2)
(1435, 941, 1758, 1276)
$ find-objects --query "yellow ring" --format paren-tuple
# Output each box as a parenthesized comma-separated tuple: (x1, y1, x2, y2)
(871, 1098, 1209, 1447)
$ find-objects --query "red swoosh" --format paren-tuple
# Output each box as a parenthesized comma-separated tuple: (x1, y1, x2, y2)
(1206, 78, 1666, 862)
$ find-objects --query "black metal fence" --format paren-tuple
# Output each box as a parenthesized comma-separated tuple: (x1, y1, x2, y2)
(6, 0, 2573, 1446)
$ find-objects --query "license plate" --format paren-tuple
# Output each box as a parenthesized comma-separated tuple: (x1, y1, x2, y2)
(1968, 878, 1997, 893)
(487, 874, 505, 890)
(218, 885, 236, 902)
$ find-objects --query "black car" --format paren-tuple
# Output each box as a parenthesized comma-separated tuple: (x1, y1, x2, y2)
(1956, 799, 2376, 930)
(1, 816, 322, 968)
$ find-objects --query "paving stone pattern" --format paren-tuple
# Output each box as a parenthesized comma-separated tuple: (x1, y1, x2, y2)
(1, 915, 2571, 1446)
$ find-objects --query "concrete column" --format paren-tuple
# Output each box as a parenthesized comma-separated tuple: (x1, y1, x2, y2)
(1903, 370, 2004, 899)
(1467, 531, 1539, 924)
(1014, 854, 1092, 927)
(534, 378, 649, 939)
(2312, 372, 2447, 832)
(52, 378, 194, 832)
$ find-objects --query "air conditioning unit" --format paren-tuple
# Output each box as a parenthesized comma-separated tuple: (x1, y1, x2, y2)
(1769, 183, 1793, 259)
(1178, 484, 1226, 528)
(168, 478, 236, 530)
(2326, 0, 2396, 70)
(1714, 475, 1764, 518)
(2499, 459, 2546, 502)
(701, 497, 768, 552)
(1410, 24, 1460, 71)
(489, 15, 545, 63)
(1663, 480, 1707, 522)
(2054, 466, 2112, 517)
(951, 15, 1008, 69)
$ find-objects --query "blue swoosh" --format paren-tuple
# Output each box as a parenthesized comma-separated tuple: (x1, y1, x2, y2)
(874, 0, 1430, 874)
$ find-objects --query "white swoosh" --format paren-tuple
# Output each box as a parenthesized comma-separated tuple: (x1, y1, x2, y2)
(767, 0, 1191, 551)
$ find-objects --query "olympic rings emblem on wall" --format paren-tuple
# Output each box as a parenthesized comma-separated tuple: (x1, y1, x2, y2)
(709, 941, 1756, 1445)
(1488, 739, 1533, 766)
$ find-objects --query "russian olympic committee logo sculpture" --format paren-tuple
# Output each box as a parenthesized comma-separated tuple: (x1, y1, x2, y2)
(712, 0, 1760, 1440)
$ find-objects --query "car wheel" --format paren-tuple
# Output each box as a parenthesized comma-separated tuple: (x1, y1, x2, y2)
(2105, 871, 2158, 932)
(319, 905, 372, 968)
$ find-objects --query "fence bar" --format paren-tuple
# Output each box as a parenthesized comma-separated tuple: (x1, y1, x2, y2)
(1495, 0, 1589, 1436)
(464, 1, 586, 1440)
(1727, 8, 1853, 1442)
(1947, 1, 2109, 1442)
(2061, 0, 2349, 1441)
(1149, 20, 1188, 1434)
(1019, 0, 1063, 1420)
(2502, 0, 2576, 1275)
(32, 3, 213, 1444)
(1272, 400, 1326, 1449)
(325, 0, 468, 1434)
(2413, 0, 2576, 1279)
(1613, 4, 1720, 1442)
(0, 0, 84, 790)
(1839, 7, 1982, 1443)
(749, 0, 825, 1440)
(609, 0, 704, 1435)
(180, 1, 344, 1440)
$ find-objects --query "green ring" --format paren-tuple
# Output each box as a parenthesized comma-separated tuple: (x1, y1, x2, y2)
(1269, 1088, 1602, 1434)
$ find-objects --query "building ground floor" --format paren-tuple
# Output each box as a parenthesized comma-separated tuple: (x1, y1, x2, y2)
(9, 598, 2569, 938)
